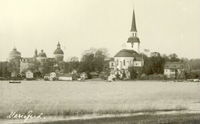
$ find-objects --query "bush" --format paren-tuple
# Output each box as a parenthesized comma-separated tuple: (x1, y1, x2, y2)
(99, 72, 109, 80)
(186, 70, 200, 79)
(128, 67, 138, 80)
(139, 74, 166, 80)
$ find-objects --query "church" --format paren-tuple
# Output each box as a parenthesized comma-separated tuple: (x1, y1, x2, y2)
(108, 9, 144, 78)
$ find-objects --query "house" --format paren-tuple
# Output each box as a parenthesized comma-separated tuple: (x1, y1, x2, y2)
(50, 72, 57, 81)
(164, 62, 185, 79)
(58, 73, 73, 81)
(25, 70, 34, 80)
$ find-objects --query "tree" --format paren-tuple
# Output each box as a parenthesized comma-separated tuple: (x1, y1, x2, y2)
(7, 59, 20, 77)
(128, 67, 138, 79)
(150, 55, 165, 74)
(38, 60, 55, 77)
(79, 48, 109, 74)
(0, 62, 10, 78)
(64, 61, 80, 73)
(168, 53, 180, 62)
(142, 52, 165, 75)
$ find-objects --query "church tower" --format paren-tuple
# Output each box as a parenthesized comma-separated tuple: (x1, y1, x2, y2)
(127, 9, 140, 53)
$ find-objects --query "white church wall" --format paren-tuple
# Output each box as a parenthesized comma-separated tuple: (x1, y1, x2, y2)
(114, 57, 134, 70)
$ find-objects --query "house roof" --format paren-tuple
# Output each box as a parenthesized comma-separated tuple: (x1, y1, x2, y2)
(57, 73, 72, 77)
(114, 49, 138, 57)
(164, 62, 184, 69)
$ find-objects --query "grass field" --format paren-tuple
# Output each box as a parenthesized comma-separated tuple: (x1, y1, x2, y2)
(0, 80, 200, 123)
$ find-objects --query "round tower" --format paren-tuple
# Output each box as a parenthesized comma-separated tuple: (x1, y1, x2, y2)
(9, 47, 21, 61)
(8, 47, 21, 77)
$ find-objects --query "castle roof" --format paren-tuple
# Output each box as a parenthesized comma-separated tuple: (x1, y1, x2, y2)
(114, 49, 138, 57)
(9, 48, 21, 57)
(54, 42, 64, 54)
(38, 50, 47, 57)
(54, 49, 64, 54)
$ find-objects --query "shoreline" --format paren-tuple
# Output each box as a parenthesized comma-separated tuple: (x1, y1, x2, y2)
(1, 110, 200, 124)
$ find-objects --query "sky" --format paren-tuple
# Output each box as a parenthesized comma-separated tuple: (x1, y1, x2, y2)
(0, 0, 200, 61)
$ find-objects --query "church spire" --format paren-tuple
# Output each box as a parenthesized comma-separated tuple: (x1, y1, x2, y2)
(131, 9, 137, 32)
(127, 8, 140, 52)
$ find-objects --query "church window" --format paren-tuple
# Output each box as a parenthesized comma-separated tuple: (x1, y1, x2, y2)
(123, 60, 125, 66)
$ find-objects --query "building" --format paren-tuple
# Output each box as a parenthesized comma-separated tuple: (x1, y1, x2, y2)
(109, 9, 144, 78)
(37, 50, 47, 62)
(8, 47, 21, 77)
(9, 47, 21, 61)
(54, 42, 64, 62)
(20, 57, 35, 73)
(164, 62, 185, 79)
(25, 70, 34, 79)
(7, 42, 65, 78)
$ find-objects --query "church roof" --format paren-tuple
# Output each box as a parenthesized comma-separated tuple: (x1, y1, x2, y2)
(127, 36, 140, 43)
(114, 49, 138, 57)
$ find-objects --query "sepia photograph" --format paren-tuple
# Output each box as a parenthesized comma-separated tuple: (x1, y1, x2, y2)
(0, 0, 200, 123)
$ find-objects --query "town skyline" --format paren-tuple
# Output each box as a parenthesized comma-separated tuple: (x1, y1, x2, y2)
(0, 0, 200, 61)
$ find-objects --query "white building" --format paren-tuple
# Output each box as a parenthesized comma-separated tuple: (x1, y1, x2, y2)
(25, 70, 34, 79)
(113, 49, 143, 70)
(164, 62, 185, 79)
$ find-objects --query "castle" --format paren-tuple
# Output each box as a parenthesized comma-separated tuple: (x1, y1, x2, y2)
(8, 42, 64, 77)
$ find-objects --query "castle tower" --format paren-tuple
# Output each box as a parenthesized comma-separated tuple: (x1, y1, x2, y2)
(127, 9, 140, 53)
(54, 42, 64, 62)
(34, 49, 38, 57)
(37, 49, 47, 62)
(9, 47, 21, 61)
(8, 47, 21, 77)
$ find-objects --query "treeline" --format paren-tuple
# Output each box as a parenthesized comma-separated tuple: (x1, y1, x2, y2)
(131, 53, 200, 79)
(142, 53, 181, 75)
(63, 48, 109, 78)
